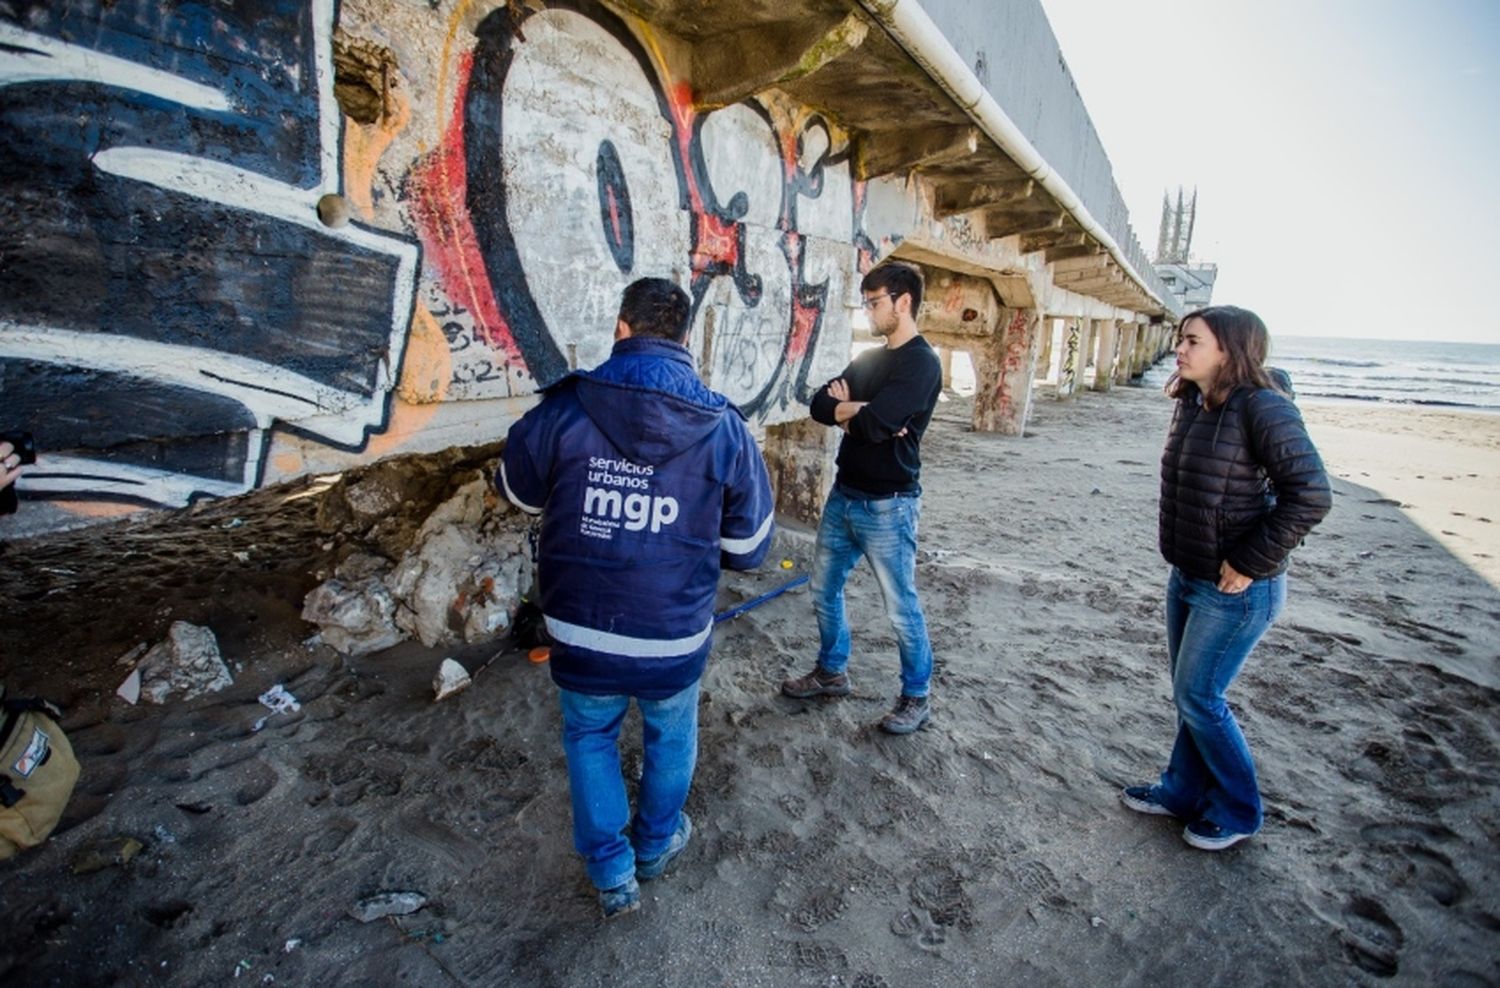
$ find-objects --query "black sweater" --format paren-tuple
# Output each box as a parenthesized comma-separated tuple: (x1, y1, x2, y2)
(1159, 386, 1332, 581)
(810, 336, 942, 496)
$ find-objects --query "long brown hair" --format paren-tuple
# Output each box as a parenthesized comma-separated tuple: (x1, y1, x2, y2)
(1165, 305, 1286, 405)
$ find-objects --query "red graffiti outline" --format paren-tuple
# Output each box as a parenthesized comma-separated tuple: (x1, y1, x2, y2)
(407, 53, 526, 364)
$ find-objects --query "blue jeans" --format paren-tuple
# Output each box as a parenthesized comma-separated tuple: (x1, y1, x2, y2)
(1157, 567, 1286, 834)
(558, 680, 699, 891)
(812, 486, 934, 697)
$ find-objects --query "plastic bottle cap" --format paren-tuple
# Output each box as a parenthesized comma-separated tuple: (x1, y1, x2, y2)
(528, 647, 551, 664)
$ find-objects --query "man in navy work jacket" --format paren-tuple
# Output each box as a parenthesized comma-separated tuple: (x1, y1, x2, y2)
(498, 277, 774, 918)
(781, 262, 942, 735)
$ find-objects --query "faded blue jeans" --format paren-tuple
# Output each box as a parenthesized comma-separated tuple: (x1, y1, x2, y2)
(1157, 567, 1286, 834)
(811, 485, 934, 698)
(558, 680, 699, 892)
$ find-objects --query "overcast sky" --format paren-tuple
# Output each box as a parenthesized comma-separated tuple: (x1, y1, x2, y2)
(1038, 0, 1500, 344)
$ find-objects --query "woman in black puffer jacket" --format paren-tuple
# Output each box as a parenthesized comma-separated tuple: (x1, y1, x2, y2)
(1121, 306, 1331, 851)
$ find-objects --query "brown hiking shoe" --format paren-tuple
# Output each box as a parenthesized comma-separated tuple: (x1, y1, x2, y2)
(879, 695, 930, 734)
(780, 667, 852, 699)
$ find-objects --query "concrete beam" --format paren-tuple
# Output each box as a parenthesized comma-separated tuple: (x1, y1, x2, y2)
(1045, 243, 1105, 263)
(855, 125, 980, 180)
(1059, 278, 1126, 298)
(986, 211, 1064, 241)
(1050, 254, 1111, 275)
(1055, 267, 1122, 287)
(933, 179, 1036, 219)
(1021, 229, 1088, 254)
(693, 12, 869, 110)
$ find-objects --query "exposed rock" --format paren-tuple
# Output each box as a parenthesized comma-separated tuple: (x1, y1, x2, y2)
(302, 477, 529, 654)
(300, 577, 403, 656)
(343, 475, 404, 527)
(349, 891, 427, 923)
(334, 550, 393, 583)
(137, 621, 232, 704)
(117, 668, 141, 705)
(387, 479, 529, 649)
(432, 658, 471, 701)
(71, 836, 144, 875)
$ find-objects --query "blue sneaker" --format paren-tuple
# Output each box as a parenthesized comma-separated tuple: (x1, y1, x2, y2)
(1120, 785, 1176, 817)
(636, 811, 692, 881)
(1183, 818, 1254, 851)
(600, 876, 640, 918)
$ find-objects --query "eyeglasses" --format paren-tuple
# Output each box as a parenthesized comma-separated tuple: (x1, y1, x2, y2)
(860, 292, 901, 309)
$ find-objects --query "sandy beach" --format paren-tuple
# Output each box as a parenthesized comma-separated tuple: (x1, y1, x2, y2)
(1301, 401, 1500, 591)
(2, 382, 1498, 986)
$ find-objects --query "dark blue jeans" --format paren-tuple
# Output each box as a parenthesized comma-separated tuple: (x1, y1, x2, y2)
(811, 487, 934, 697)
(558, 681, 699, 891)
(1157, 567, 1286, 834)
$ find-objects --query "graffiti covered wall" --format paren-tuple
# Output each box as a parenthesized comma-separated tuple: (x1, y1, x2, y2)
(0, 0, 418, 521)
(0, 0, 888, 535)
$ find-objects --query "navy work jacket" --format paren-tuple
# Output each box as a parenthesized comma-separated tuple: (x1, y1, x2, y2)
(499, 337, 774, 698)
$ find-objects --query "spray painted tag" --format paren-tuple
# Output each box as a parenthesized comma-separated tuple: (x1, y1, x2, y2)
(12, 727, 50, 778)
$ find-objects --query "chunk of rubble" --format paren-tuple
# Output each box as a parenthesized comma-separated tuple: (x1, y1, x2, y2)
(300, 577, 402, 656)
(137, 621, 233, 704)
(349, 891, 427, 923)
(302, 478, 529, 654)
(432, 658, 471, 701)
(387, 479, 528, 648)
(71, 836, 144, 874)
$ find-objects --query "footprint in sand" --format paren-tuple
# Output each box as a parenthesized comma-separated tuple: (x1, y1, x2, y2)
(1360, 820, 1460, 844)
(1340, 896, 1404, 977)
(233, 759, 278, 806)
(141, 899, 193, 929)
(770, 939, 848, 974)
(1402, 846, 1469, 907)
(302, 816, 357, 855)
(909, 866, 974, 930)
(889, 907, 947, 950)
(1358, 822, 1469, 907)
(790, 884, 849, 932)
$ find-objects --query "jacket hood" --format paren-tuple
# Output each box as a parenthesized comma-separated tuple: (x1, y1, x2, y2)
(565, 337, 730, 464)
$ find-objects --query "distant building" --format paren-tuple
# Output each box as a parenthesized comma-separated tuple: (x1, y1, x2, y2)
(1155, 187, 1217, 312)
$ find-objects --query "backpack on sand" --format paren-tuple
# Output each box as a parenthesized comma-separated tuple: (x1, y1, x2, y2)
(0, 684, 80, 859)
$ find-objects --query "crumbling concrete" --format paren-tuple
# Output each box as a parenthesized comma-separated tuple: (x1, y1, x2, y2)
(136, 622, 233, 704)
(302, 476, 531, 655)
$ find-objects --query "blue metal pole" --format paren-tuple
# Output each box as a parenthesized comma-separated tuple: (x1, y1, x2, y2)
(714, 574, 809, 623)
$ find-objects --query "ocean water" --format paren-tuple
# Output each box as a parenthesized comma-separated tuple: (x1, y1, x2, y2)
(1138, 335, 1500, 409)
(1268, 336, 1500, 410)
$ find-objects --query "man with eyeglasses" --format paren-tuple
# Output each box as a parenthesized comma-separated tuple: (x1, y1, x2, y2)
(780, 262, 942, 734)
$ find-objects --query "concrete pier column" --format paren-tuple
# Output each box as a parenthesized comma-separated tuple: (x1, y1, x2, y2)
(1078, 319, 1098, 386)
(972, 307, 1043, 435)
(939, 346, 954, 390)
(1091, 318, 1118, 392)
(762, 416, 838, 526)
(1140, 332, 1164, 379)
(1054, 319, 1085, 400)
(1114, 322, 1139, 385)
(1036, 318, 1056, 383)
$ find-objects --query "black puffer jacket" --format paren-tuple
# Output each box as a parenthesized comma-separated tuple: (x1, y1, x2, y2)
(1159, 386, 1331, 581)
